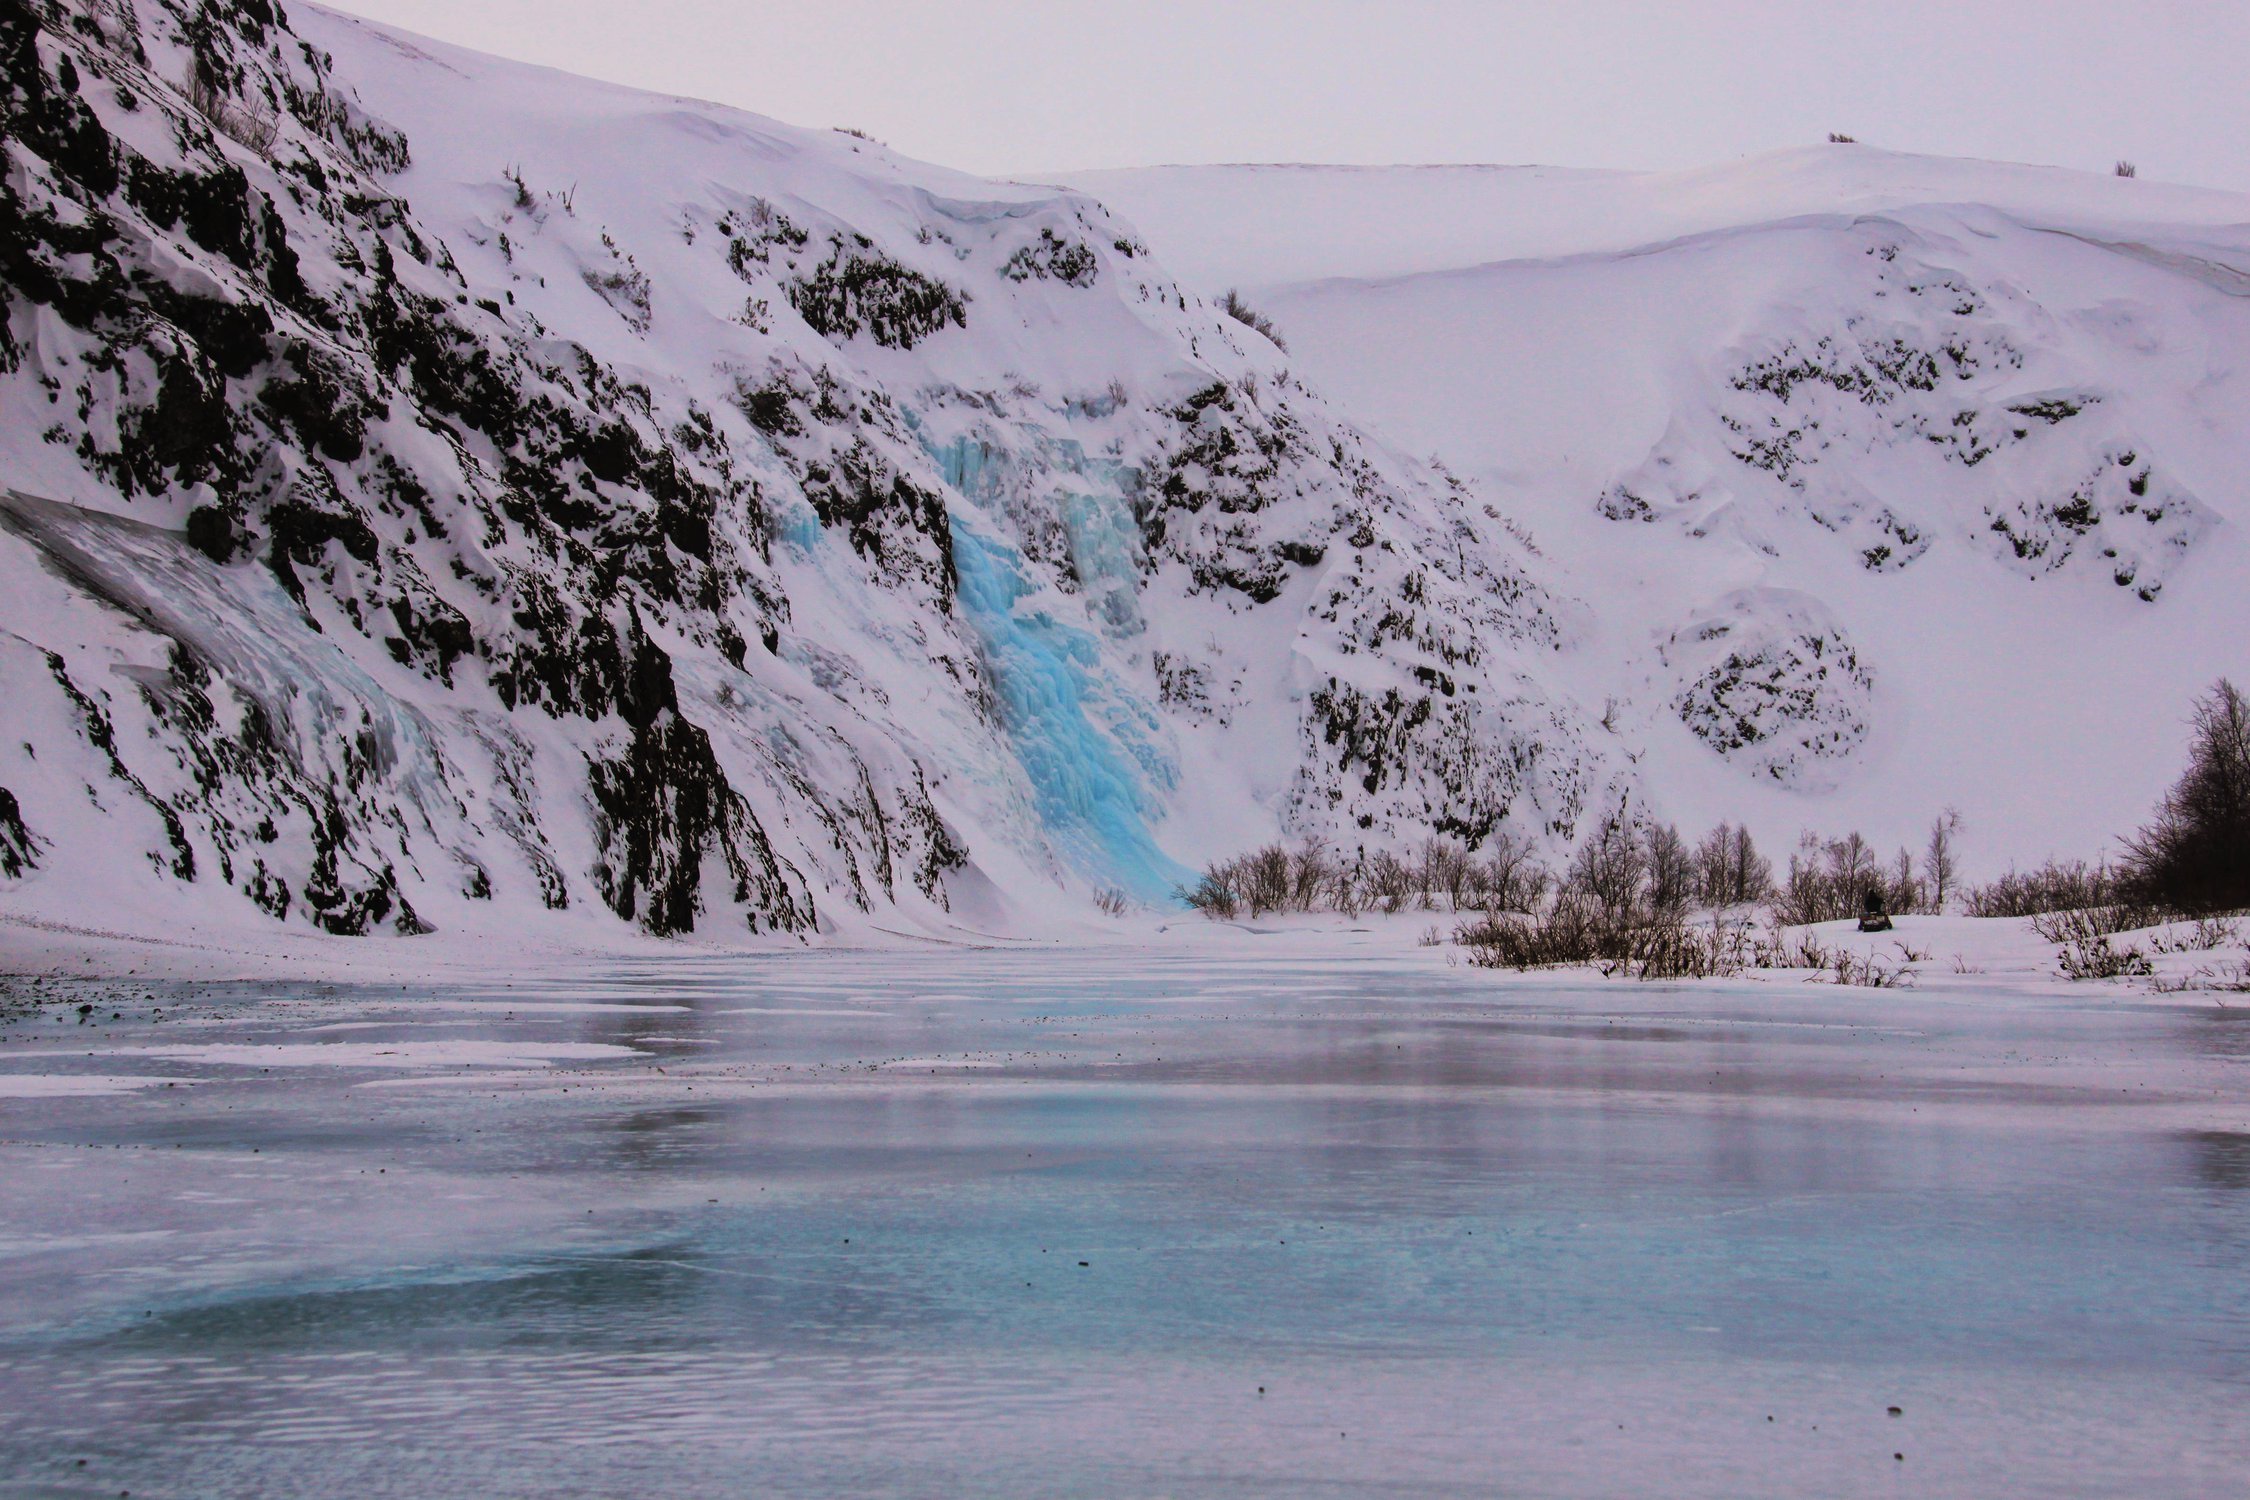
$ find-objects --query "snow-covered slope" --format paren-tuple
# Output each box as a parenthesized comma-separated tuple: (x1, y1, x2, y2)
(1065, 152, 2250, 866)
(0, 1, 1618, 947)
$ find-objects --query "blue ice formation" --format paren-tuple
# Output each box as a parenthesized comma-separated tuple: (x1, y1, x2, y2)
(928, 433, 1144, 638)
(773, 498, 823, 555)
(949, 521, 1191, 902)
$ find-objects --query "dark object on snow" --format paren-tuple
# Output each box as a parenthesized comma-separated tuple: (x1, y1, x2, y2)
(1858, 889, 1894, 932)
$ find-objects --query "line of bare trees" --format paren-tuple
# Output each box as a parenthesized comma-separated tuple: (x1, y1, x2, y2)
(1183, 809, 1971, 927)
(1181, 832, 1549, 921)
(1180, 677, 2247, 942)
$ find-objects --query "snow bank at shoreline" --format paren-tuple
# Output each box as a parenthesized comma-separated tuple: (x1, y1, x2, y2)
(5, 901, 2239, 1009)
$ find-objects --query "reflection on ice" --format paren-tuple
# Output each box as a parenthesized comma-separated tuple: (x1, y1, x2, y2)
(1, 949, 2245, 1497)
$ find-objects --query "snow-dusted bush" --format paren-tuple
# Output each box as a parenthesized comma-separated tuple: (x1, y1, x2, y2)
(787, 238, 967, 348)
(1218, 289, 1288, 351)
(1460, 900, 1760, 981)
(2039, 908, 2156, 980)
(1362, 849, 1416, 914)
(1001, 228, 1099, 287)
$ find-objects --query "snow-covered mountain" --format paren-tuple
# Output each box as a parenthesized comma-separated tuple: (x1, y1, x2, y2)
(0, 0, 1619, 945)
(1068, 155, 2250, 867)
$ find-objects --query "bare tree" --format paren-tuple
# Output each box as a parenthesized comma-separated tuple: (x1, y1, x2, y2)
(1418, 836, 1473, 910)
(1476, 829, 1545, 912)
(1289, 842, 1334, 913)
(1239, 845, 1293, 916)
(1827, 832, 1879, 910)
(1922, 807, 1962, 913)
(1693, 823, 1733, 907)
(1729, 824, 1773, 905)
(1645, 823, 1693, 913)
(1568, 819, 1647, 925)
(1885, 847, 1924, 914)
(1181, 863, 1240, 920)
(1693, 822, 1772, 906)
(2120, 679, 2250, 912)
(1365, 849, 1415, 914)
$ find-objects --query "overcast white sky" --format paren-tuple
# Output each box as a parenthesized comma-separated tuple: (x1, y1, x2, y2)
(322, 1, 2250, 192)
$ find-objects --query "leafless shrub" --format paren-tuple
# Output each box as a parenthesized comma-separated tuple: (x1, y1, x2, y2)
(1417, 836, 1476, 910)
(1093, 887, 1130, 918)
(2151, 960, 2250, 994)
(2029, 903, 2169, 944)
(1828, 132, 1858, 144)
(2115, 160, 2138, 179)
(1746, 921, 1913, 985)
(1826, 950, 1914, 988)
(1751, 919, 1837, 971)
(1219, 289, 1288, 351)
(1775, 830, 1878, 924)
(2037, 908, 2156, 979)
(1476, 829, 1550, 913)
(2058, 935, 2154, 981)
(1180, 865, 1239, 921)
(1458, 891, 1613, 971)
(1365, 849, 1415, 914)
(1461, 902, 1754, 981)
(2148, 915, 2242, 954)
(1290, 842, 1335, 912)
(1237, 845, 1293, 916)
(186, 68, 279, 155)
(1636, 915, 1756, 981)
(1968, 859, 2120, 918)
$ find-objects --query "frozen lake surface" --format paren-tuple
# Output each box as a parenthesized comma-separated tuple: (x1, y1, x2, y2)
(2, 947, 2246, 1497)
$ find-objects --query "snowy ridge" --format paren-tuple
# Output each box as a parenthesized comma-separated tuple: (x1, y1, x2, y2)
(0, 0, 1613, 947)
(1068, 153, 2250, 864)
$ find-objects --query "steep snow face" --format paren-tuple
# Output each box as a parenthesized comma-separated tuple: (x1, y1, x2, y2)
(0, 0, 1611, 944)
(1063, 153, 2250, 867)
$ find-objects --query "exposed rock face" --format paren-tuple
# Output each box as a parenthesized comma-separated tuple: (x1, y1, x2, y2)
(0, 0, 1616, 938)
(1623, 226, 2219, 603)
(1663, 591, 1873, 793)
